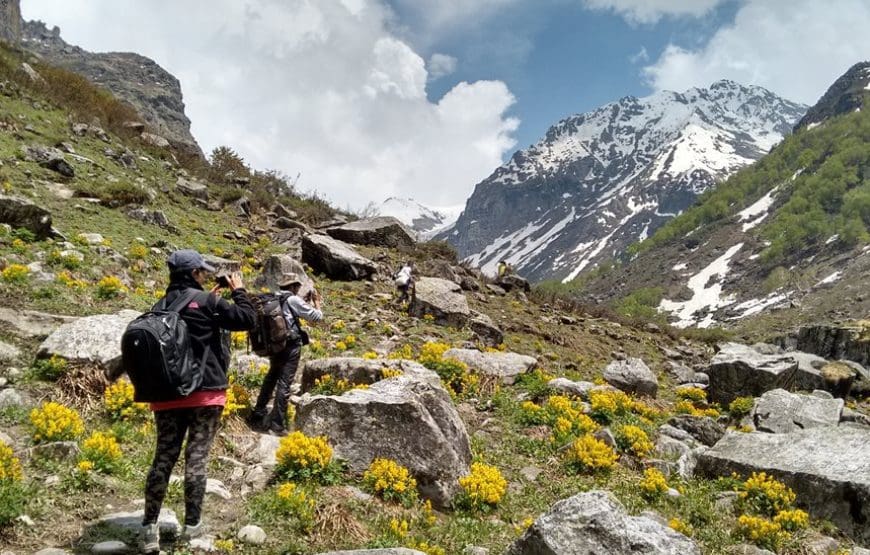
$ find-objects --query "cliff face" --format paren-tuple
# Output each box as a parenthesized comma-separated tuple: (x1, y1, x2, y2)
(0, 0, 20, 43)
(19, 18, 203, 158)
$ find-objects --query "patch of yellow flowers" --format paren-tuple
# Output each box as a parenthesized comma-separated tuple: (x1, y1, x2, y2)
(104, 380, 148, 421)
(274, 481, 316, 516)
(588, 389, 634, 422)
(639, 467, 669, 499)
(0, 439, 23, 482)
(275, 431, 333, 476)
(734, 472, 809, 550)
(29, 401, 84, 443)
(1, 263, 29, 283)
(380, 367, 404, 379)
(615, 424, 653, 458)
(363, 458, 418, 505)
(668, 517, 692, 536)
(95, 275, 127, 299)
(458, 462, 507, 509)
(739, 472, 796, 515)
(57, 270, 87, 289)
(520, 395, 600, 444)
(362, 350, 379, 360)
(565, 434, 618, 473)
(222, 382, 250, 419)
(81, 431, 122, 473)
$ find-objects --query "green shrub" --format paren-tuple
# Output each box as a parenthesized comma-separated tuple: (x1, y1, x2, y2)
(612, 287, 664, 320)
(0, 480, 29, 528)
(73, 181, 149, 207)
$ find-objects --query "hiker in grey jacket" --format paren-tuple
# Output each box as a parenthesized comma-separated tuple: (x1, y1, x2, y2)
(247, 273, 323, 435)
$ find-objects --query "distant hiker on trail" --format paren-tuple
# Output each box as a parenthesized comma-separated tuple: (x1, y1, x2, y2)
(125, 249, 256, 552)
(247, 273, 323, 436)
(497, 259, 509, 279)
(394, 261, 415, 304)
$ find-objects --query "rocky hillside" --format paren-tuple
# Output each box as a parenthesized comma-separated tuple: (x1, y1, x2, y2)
(17, 16, 202, 158)
(795, 61, 870, 131)
(578, 62, 870, 334)
(439, 81, 806, 283)
(0, 32, 869, 555)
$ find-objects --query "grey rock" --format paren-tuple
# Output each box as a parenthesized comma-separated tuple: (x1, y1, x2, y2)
(486, 284, 507, 296)
(91, 541, 129, 554)
(201, 255, 240, 277)
(783, 351, 829, 392)
(443, 348, 537, 385)
(97, 508, 180, 539)
(505, 490, 699, 555)
(727, 545, 775, 555)
(497, 274, 531, 293)
(301, 234, 377, 280)
(298, 358, 437, 393)
(78, 232, 104, 245)
(237, 525, 267, 545)
(326, 216, 416, 248)
(140, 132, 170, 148)
(804, 536, 839, 555)
(468, 311, 504, 347)
(666, 415, 725, 446)
(21, 145, 74, 177)
(693, 372, 710, 385)
(253, 254, 314, 296)
(409, 277, 470, 326)
(841, 407, 870, 427)
(37, 310, 140, 372)
(126, 208, 173, 230)
(34, 550, 71, 555)
(520, 466, 543, 482)
(603, 357, 658, 397)
(296, 373, 471, 507)
(593, 428, 617, 449)
(852, 548, 870, 555)
(0, 307, 75, 338)
(0, 194, 53, 239)
(0, 388, 26, 410)
(274, 217, 312, 232)
(706, 343, 798, 404)
(751, 389, 843, 433)
(548, 378, 595, 399)
(697, 426, 870, 542)
(666, 361, 696, 384)
(175, 177, 208, 200)
(29, 441, 80, 461)
(233, 353, 271, 379)
(465, 548, 489, 555)
(272, 203, 298, 219)
(0, 339, 20, 363)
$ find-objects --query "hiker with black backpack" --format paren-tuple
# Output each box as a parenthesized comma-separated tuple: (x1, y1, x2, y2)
(120, 249, 255, 552)
(247, 272, 322, 436)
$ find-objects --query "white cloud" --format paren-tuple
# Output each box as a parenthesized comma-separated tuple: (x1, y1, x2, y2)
(628, 46, 648, 64)
(428, 53, 458, 79)
(643, 0, 870, 104)
(583, 0, 728, 24)
(20, 0, 518, 209)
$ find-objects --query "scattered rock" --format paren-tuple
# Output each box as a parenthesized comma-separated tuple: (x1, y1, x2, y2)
(0, 307, 75, 338)
(126, 208, 173, 230)
(21, 145, 74, 177)
(468, 312, 504, 347)
(547, 378, 595, 399)
(666, 415, 726, 447)
(301, 234, 377, 280)
(202, 255, 240, 277)
(0, 339, 21, 363)
(175, 177, 208, 200)
(666, 362, 697, 384)
(90, 540, 129, 554)
(274, 217, 312, 232)
(325, 216, 416, 248)
(316, 550, 426, 555)
(698, 426, 870, 542)
(77, 232, 104, 245)
(409, 277, 469, 326)
(29, 441, 81, 461)
(0, 194, 53, 239)
(36, 309, 140, 372)
(272, 203, 298, 219)
(34, 550, 71, 555)
(140, 132, 170, 148)
(751, 389, 843, 434)
(443, 348, 537, 385)
(252, 254, 314, 296)
(298, 358, 437, 392)
(237, 525, 267, 545)
(505, 490, 699, 554)
(296, 373, 471, 507)
(728, 545, 775, 555)
(497, 274, 531, 293)
(705, 343, 799, 404)
(21, 62, 45, 83)
(520, 466, 543, 482)
(603, 358, 658, 397)
(804, 536, 840, 555)
(0, 389, 26, 411)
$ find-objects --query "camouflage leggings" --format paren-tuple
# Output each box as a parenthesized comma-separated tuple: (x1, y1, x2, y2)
(143, 406, 222, 526)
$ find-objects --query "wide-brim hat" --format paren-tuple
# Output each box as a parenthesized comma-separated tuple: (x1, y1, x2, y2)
(278, 273, 304, 289)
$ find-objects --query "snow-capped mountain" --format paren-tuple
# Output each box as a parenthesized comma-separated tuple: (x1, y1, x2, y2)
(438, 80, 807, 282)
(376, 197, 462, 237)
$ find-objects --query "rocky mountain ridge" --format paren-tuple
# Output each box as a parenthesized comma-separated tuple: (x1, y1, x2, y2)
(578, 62, 870, 332)
(375, 197, 459, 237)
(16, 16, 202, 158)
(440, 80, 806, 283)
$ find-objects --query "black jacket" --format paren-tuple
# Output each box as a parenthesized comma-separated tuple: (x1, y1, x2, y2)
(163, 275, 256, 392)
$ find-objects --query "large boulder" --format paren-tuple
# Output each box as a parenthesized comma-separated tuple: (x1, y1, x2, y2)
(443, 348, 537, 385)
(786, 323, 870, 367)
(506, 490, 700, 555)
(175, 177, 208, 200)
(468, 311, 504, 347)
(705, 343, 798, 404)
(602, 358, 658, 398)
(252, 254, 313, 296)
(325, 216, 416, 248)
(36, 310, 140, 371)
(666, 415, 726, 447)
(297, 358, 437, 392)
(0, 194, 53, 239)
(296, 374, 471, 507)
(301, 234, 377, 280)
(21, 145, 74, 177)
(697, 426, 870, 542)
(409, 277, 470, 326)
(750, 389, 843, 434)
(497, 274, 531, 293)
(0, 307, 75, 338)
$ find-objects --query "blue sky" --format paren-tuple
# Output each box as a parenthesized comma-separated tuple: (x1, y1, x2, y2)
(21, 0, 870, 210)
(405, 1, 742, 150)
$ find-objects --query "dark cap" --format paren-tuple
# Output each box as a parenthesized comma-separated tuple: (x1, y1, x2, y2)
(278, 273, 303, 289)
(167, 249, 216, 273)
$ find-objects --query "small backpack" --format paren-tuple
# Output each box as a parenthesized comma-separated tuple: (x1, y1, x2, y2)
(120, 289, 207, 402)
(250, 293, 305, 356)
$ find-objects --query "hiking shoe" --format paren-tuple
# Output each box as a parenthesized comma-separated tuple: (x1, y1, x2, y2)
(182, 520, 207, 540)
(245, 413, 267, 432)
(139, 523, 160, 553)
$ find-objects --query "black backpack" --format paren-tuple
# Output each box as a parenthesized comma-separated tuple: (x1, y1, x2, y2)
(120, 289, 207, 402)
(250, 293, 307, 356)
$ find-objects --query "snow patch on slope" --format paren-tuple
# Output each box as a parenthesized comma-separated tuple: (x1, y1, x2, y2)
(738, 187, 778, 232)
(658, 243, 744, 328)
